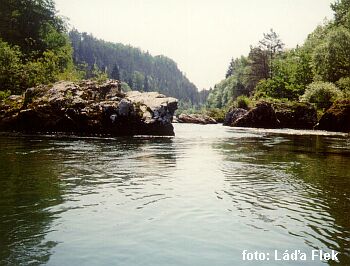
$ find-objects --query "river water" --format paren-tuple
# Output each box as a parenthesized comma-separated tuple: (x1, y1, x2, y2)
(0, 124, 349, 265)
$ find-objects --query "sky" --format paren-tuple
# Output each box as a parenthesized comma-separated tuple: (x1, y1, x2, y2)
(54, 0, 334, 90)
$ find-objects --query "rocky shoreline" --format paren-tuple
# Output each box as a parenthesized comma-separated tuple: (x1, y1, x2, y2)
(0, 80, 178, 136)
(224, 101, 350, 133)
(1, 81, 348, 135)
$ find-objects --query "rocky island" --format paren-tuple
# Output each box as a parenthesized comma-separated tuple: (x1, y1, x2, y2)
(0, 80, 178, 136)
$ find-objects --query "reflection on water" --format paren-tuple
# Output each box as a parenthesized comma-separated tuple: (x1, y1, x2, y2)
(0, 124, 349, 265)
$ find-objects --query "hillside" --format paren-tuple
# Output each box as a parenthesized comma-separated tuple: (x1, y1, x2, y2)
(69, 30, 200, 103)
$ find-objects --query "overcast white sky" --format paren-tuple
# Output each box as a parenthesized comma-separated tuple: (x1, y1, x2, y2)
(55, 0, 334, 90)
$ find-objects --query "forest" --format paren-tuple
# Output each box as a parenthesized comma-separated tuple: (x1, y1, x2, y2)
(1, 0, 350, 118)
(0, 0, 201, 105)
(206, 0, 350, 117)
(69, 30, 201, 104)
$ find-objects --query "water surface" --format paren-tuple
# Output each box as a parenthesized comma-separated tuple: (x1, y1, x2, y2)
(0, 124, 349, 265)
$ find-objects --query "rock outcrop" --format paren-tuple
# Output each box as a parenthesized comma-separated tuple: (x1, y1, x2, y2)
(223, 101, 319, 130)
(232, 102, 279, 128)
(223, 108, 248, 126)
(177, 114, 217, 124)
(315, 100, 350, 132)
(0, 80, 178, 136)
(273, 102, 317, 129)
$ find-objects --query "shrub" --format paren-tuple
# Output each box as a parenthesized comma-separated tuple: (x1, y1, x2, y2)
(235, 95, 251, 109)
(0, 90, 11, 101)
(254, 78, 302, 100)
(300, 81, 343, 109)
(336, 77, 350, 98)
(205, 108, 226, 122)
(0, 40, 24, 94)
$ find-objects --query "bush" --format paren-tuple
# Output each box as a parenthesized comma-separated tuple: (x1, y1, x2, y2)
(120, 82, 132, 92)
(254, 78, 302, 100)
(0, 39, 81, 94)
(0, 40, 24, 94)
(300, 81, 343, 109)
(336, 77, 350, 98)
(204, 108, 226, 123)
(235, 95, 251, 109)
(0, 90, 11, 101)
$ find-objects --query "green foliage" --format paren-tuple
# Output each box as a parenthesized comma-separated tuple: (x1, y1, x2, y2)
(120, 82, 132, 92)
(91, 63, 108, 84)
(300, 81, 343, 109)
(69, 30, 199, 103)
(0, 38, 78, 94)
(336, 77, 350, 90)
(0, 1, 80, 94)
(311, 27, 350, 82)
(0, 0, 66, 57)
(272, 47, 313, 90)
(235, 95, 252, 110)
(0, 90, 11, 101)
(207, 57, 250, 108)
(204, 108, 226, 123)
(331, 0, 350, 27)
(336, 77, 350, 98)
(0, 40, 24, 93)
(176, 100, 201, 115)
(111, 64, 120, 80)
(208, 0, 350, 109)
(254, 77, 303, 101)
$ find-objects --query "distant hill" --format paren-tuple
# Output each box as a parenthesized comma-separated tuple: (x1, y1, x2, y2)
(69, 30, 200, 103)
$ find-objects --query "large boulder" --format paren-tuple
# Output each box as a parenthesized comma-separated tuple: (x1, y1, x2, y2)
(0, 80, 178, 136)
(177, 114, 217, 124)
(223, 108, 248, 126)
(273, 102, 317, 129)
(233, 102, 279, 128)
(315, 100, 350, 132)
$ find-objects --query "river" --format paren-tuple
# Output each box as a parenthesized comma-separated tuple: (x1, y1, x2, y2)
(0, 124, 349, 265)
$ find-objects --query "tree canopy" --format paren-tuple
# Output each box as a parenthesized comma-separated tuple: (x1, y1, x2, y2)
(207, 0, 350, 110)
(69, 30, 200, 103)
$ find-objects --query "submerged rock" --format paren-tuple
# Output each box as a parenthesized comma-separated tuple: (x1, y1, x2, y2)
(233, 102, 279, 128)
(273, 102, 317, 129)
(177, 114, 217, 124)
(0, 80, 178, 136)
(315, 100, 350, 132)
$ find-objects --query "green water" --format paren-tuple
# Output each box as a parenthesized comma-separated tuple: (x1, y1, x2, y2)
(0, 124, 349, 265)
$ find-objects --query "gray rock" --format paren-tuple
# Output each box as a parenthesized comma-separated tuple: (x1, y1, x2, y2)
(223, 108, 248, 126)
(177, 114, 217, 124)
(0, 80, 178, 136)
(315, 100, 350, 132)
(233, 102, 279, 128)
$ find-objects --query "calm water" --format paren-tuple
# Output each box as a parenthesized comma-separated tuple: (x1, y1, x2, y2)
(0, 124, 349, 266)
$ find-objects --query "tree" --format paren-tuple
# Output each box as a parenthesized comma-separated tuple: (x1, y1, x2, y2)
(248, 47, 269, 84)
(226, 58, 235, 78)
(143, 75, 150, 91)
(300, 82, 343, 109)
(0, 0, 66, 57)
(69, 30, 200, 103)
(312, 27, 350, 82)
(331, 0, 350, 27)
(258, 29, 284, 77)
(110, 63, 120, 80)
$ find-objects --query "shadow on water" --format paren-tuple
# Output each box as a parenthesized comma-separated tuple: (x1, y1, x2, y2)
(215, 133, 350, 265)
(0, 135, 177, 265)
(0, 137, 63, 265)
